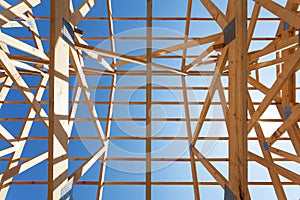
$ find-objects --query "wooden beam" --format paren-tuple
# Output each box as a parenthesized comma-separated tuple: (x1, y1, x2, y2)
(106, 0, 116, 64)
(191, 46, 228, 145)
(193, 147, 228, 188)
(146, 0, 152, 199)
(180, 0, 193, 71)
(0, 50, 49, 127)
(182, 75, 200, 200)
(68, 145, 106, 183)
(75, 43, 187, 75)
(248, 76, 282, 103)
(184, 43, 215, 72)
(96, 74, 116, 200)
(227, 0, 249, 199)
(248, 34, 298, 63)
(247, 4, 260, 50)
(253, 0, 300, 29)
(74, 30, 114, 72)
(198, 0, 228, 29)
(280, 23, 300, 156)
(268, 147, 300, 164)
(8, 55, 49, 66)
(181, 1, 200, 198)
(248, 50, 300, 133)
(0, 74, 48, 199)
(0, 0, 42, 27)
(48, 0, 69, 199)
(248, 56, 288, 71)
(247, 92, 286, 200)
(70, 47, 106, 144)
(0, 32, 49, 60)
(268, 104, 300, 146)
(112, 32, 222, 68)
(0, 152, 48, 185)
(248, 151, 300, 185)
(275, 0, 299, 37)
(26, 10, 44, 51)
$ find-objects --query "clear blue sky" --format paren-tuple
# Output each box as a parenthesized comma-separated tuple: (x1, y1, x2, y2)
(0, 0, 299, 199)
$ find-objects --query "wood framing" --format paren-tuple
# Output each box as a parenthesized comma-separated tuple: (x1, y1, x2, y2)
(146, 0, 152, 199)
(0, 0, 299, 199)
(48, 0, 70, 199)
(227, 1, 248, 199)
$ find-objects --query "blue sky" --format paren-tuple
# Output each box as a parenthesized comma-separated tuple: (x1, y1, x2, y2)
(0, 0, 300, 199)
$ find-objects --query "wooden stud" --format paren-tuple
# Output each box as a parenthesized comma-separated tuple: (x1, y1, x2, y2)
(227, 0, 249, 199)
(146, 0, 152, 199)
(48, 0, 70, 199)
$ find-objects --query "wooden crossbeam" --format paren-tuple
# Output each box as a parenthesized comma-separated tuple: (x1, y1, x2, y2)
(269, 147, 300, 164)
(192, 147, 228, 188)
(184, 43, 215, 72)
(191, 46, 228, 145)
(0, 152, 48, 186)
(0, 74, 48, 199)
(268, 104, 300, 146)
(247, 4, 260, 49)
(248, 151, 300, 185)
(0, 0, 299, 199)
(275, 0, 299, 36)
(75, 34, 114, 72)
(248, 56, 289, 71)
(0, 0, 42, 27)
(0, 49, 49, 127)
(248, 34, 298, 63)
(69, 145, 106, 183)
(70, 47, 107, 144)
(112, 32, 222, 68)
(248, 76, 282, 103)
(198, 0, 228, 29)
(0, 32, 49, 60)
(254, 0, 300, 29)
(248, 50, 300, 133)
(75, 43, 187, 75)
(247, 92, 286, 200)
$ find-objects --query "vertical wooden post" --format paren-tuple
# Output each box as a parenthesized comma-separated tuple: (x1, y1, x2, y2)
(146, 0, 152, 199)
(227, 1, 249, 199)
(48, 0, 70, 199)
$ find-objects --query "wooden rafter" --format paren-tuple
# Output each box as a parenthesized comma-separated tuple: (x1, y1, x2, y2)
(0, 0, 299, 199)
